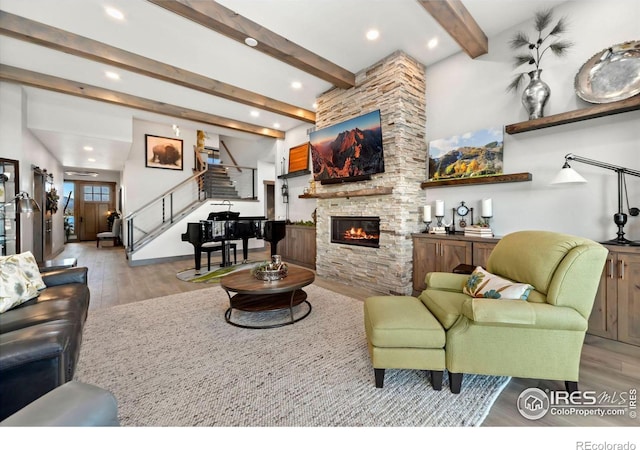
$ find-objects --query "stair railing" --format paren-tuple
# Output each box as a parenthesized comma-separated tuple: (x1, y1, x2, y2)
(125, 169, 207, 252)
(125, 163, 260, 253)
(208, 163, 258, 200)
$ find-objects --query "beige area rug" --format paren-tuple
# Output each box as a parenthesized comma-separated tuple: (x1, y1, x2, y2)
(75, 285, 510, 426)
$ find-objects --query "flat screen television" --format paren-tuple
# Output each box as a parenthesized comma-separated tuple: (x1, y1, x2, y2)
(310, 109, 384, 184)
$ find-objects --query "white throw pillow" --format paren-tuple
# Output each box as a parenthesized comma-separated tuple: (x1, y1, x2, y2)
(0, 264, 39, 313)
(0, 251, 46, 313)
(463, 266, 533, 300)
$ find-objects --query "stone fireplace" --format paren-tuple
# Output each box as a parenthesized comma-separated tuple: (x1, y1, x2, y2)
(331, 216, 380, 248)
(314, 51, 426, 295)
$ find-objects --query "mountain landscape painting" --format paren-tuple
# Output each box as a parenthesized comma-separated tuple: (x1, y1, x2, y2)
(310, 110, 384, 181)
(428, 126, 504, 181)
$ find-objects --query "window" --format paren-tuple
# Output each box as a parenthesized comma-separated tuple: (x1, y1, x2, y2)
(83, 185, 110, 202)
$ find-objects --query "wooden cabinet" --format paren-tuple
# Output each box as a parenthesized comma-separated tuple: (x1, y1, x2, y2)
(588, 246, 640, 346)
(412, 234, 498, 293)
(472, 241, 498, 268)
(279, 225, 316, 270)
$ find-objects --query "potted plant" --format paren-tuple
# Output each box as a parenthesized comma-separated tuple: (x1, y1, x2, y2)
(507, 9, 573, 119)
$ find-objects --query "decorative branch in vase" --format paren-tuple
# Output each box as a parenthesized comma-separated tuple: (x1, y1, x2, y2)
(506, 9, 573, 120)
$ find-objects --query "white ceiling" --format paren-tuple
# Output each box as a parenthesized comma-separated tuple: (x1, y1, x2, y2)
(0, 0, 567, 172)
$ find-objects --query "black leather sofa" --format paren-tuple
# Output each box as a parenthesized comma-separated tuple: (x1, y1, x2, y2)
(0, 267, 90, 420)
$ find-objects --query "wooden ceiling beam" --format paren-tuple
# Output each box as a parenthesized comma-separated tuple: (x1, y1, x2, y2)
(147, 0, 356, 89)
(0, 64, 285, 139)
(418, 0, 488, 58)
(0, 10, 314, 124)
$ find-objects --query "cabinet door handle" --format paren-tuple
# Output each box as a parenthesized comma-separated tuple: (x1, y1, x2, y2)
(618, 259, 625, 279)
(608, 258, 614, 278)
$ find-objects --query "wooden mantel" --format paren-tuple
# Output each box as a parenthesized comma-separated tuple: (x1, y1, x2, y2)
(299, 186, 393, 199)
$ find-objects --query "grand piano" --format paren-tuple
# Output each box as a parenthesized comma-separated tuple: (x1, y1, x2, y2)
(181, 212, 286, 273)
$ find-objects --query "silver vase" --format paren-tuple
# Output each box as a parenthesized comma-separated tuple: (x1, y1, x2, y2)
(522, 69, 550, 120)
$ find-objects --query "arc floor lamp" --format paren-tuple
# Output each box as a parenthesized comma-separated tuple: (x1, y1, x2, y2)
(552, 153, 640, 246)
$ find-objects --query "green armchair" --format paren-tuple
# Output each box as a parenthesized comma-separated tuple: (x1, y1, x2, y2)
(419, 230, 608, 393)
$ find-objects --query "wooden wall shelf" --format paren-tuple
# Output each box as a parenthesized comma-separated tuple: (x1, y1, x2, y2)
(505, 96, 640, 134)
(421, 172, 532, 189)
(299, 186, 393, 199)
(277, 170, 311, 179)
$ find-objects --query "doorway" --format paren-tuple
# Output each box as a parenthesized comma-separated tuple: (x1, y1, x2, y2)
(264, 181, 275, 220)
(74, 181, 116, 241)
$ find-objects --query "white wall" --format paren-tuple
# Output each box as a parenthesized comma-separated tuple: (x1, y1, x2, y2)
(128, 131, 274, 263)
(0, 83, 31, 253)
(123, 119, 197, 213)
(22, 128, 66, 255)
(425, 0, 640, 242)
(276, 123, 317, 223)
(0, 83, 67, 255)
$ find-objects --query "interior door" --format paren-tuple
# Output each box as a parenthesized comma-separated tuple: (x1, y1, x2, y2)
(77, 182, 115, 241)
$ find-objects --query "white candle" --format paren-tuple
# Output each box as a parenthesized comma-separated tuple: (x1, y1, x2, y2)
(424, 205, 431, 222)
(435, 200, 444, 217)
(482, 198, 493, 217)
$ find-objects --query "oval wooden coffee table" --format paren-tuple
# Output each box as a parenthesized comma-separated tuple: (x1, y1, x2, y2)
(220, 266, 315, 329)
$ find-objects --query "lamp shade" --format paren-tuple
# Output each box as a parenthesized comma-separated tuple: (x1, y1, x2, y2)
(16, 197, 40, 214)
(14, 192, 41, 213)
(551, 167, 587, 184)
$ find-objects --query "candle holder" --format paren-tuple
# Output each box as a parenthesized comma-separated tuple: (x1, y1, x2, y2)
(422, 220, 431, 233)
(480, 216, 492, 228)
(435, 215, 444, 227)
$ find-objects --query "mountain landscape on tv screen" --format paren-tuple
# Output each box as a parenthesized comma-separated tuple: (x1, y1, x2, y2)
(311, 126, 384, 180)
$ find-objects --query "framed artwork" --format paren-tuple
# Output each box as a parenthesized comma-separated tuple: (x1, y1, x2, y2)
(145, 134, 183, 170)
(428, 126, 504, 181)
(288, 142, 310, 173)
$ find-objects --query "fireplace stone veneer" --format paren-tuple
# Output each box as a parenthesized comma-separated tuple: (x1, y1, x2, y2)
(313, 51, 427, 295)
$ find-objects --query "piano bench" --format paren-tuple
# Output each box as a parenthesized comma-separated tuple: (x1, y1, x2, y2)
(202, 243, 237, 270)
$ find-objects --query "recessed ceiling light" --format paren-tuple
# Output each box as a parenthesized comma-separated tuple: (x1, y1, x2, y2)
(83, 146, 93, 151)
(250, 110, 260, 118)
(291, 81, 302, 90)
(88, 158, 96, 162)
(245, 37, 258, 47)
(312, 102, 318, 109)
(428, 37, 439, 49)
(105, 7, 124, 21)
(105, 71, 120, 80)
(366, 29, 380, 41)
(273, 123, 281, 129)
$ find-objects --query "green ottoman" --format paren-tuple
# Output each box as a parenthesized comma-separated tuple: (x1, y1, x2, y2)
(364, 296, 446, 389)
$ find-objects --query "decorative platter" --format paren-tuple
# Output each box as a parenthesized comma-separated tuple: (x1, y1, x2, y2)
(574, 40, 640, 103)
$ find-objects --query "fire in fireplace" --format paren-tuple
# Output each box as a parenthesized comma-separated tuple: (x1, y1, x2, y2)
(331, 216, 380, 248)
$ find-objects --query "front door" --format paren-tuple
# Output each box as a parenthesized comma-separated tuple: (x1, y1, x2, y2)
(77, 182, 116, 241)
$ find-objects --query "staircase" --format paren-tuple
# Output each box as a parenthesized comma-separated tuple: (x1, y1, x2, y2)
(203, 165, 240, 199)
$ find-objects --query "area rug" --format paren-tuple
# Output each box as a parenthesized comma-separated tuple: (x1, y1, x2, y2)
(176, 260, 262, 283)
(74, 285, 510, 426)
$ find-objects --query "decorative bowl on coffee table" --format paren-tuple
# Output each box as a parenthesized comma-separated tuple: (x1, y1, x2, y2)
(252, 262, 288, 281)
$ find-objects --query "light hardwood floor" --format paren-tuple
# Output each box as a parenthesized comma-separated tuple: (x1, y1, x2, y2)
(57, 241, 640, 427)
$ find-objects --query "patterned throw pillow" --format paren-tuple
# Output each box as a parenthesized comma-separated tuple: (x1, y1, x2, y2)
(463, 266, 533, 300)
(0, 264, 39, 313)
(0, 251, 46, 313)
